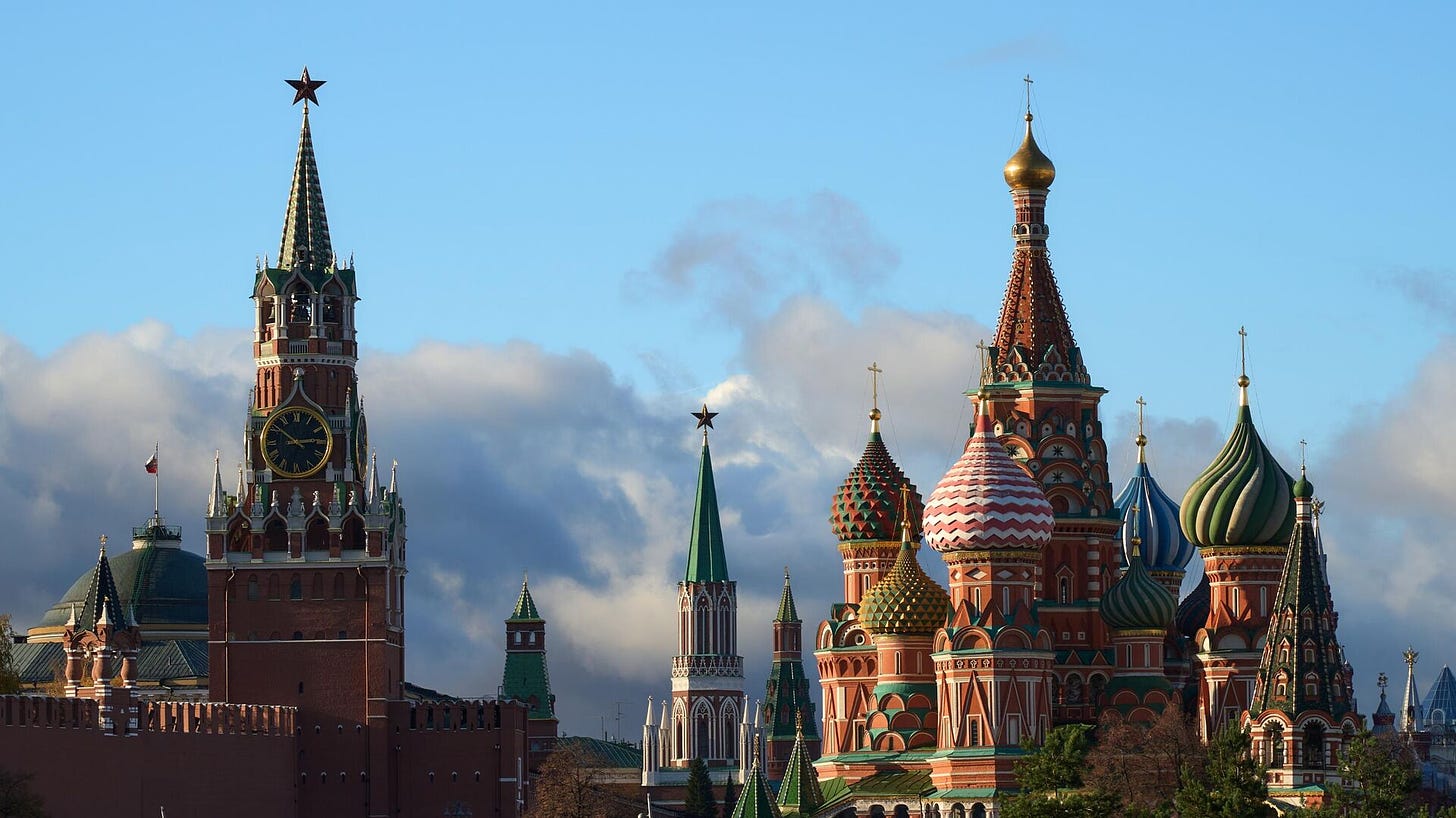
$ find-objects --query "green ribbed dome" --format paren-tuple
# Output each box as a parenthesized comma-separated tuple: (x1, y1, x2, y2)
(859, 538, 950, 637)
(1100, 544, 1177, 631)
(1180, 405, 1295, 547)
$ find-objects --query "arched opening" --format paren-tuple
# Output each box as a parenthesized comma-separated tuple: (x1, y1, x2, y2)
(289, 575, 303, 601)
(333, 574, 345, 599)
(288, 284, 313, 322)
(311, 574, 324, 600)
(265, 519, 288, 551)
(970, 805, 986, 818)
(1303, 722, 1326, 768)
(1089, 674, 1107, 706)
(893, 805, 910, 818)
(342, 517, 365, 551)
(306, 518, 329, 551)
(1265, 722, 1284, 767)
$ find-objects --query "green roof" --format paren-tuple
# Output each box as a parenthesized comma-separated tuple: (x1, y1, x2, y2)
(777, 726, 824, 814)
(37, 540, 206, 631)
(509, 576, 542, 621)
(12, 639, 207, 686)
(840, 769, 934, 798)
(685, 440, 730, 583)
(556, 736, 643, 769)
(501, 651, 555, 719)
(776, 572, 799, 622)
(733, 759, 783, 818)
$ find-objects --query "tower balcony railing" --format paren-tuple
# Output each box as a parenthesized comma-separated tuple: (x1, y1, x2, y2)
(671, 655, 744, 677)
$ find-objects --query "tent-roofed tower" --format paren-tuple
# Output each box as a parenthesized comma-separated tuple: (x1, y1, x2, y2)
(817, 368, 924, 761)
(977, 94, 1121, 725)
(763, 570, 819, 783)
(1247, 467, 1362, 793)
(644, 406, 749, 787)
(1181, 336, 1295, 739)
(502, 574, 557, 768)
(202, 70, 409, 816)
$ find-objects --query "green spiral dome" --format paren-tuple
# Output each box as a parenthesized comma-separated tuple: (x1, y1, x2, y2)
(1100, 544, 1177, 631)
(1180, 405, 1295, 547)
(859, 539, 950, 637)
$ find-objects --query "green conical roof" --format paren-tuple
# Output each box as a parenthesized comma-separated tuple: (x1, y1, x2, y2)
(732, 753, 782, 818)
(278, 106, 333, 274)
(509, 575, 541, 621)
(777, 722, 824, 815)
(685, 440, 730, 583)
(776, 571, 799, 622)
(1181, 404, 1295, 547)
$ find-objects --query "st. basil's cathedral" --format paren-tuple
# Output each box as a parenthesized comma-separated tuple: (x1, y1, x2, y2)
(641, 104, 1365, 817)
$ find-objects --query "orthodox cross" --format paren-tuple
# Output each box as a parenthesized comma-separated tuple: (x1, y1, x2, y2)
(976, 340, 991, 387)
(1023, 74, 1034, 113)
(1378, 672, 1389, 692)
(867, 361, 882, 411)
(1299, 438, 1308, 474)
(1136, 396, 1146, 436)
(286, 66, 326, 108)
(1129, 502, 1140, 544)
(98, 534, 108, 555)
(1238, 325, 1248, 378)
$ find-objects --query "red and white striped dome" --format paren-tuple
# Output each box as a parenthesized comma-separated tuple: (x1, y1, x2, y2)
(924, 410, 1055, 552)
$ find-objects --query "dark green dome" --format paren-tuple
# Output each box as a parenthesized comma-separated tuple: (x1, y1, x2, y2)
(1100, 544, 1177, 631)
(34, 521, 206, 635)
(1293, 469, 1314, 499)
(1180, 405, 1295, 547)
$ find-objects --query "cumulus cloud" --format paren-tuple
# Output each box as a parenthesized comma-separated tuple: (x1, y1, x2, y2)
(1381, 267, 1456, 329)
(623, 192, 900, 325)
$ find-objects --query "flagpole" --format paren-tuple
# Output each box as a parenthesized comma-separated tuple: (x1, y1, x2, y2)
(153, 443, 160, 518)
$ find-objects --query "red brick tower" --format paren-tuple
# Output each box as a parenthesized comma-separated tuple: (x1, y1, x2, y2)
(203, 71, 409, 816)
(1180, 343, 1295, 738)
(980, 106, 1121, 722)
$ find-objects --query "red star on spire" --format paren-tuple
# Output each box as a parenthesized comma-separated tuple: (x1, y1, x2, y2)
(286, 66, 326, 106)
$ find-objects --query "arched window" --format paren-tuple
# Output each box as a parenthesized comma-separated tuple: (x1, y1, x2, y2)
(311, 574, 324, 599)
(267, 576, 280, 600)
(333, 574, 345, 599)
(1265, 722, 1284, 767)
(289, 575, 303, 601)
(1058, 577, 1070, 604)
(247, 577, 259, 601)
(265, 519, 288, 551)
(342, 517, 365, 551)
(1304, 722, 1326, 768)
(306, 518, 329, 551)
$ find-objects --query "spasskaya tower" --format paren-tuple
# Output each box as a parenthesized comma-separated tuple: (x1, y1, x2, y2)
(203, 68, 408, 814)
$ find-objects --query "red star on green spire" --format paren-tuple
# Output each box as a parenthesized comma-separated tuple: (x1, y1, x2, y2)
(692, 404, 718, 430)
(286, 67, 326, 106)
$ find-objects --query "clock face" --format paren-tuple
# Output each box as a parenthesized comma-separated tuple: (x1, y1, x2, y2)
(355, 412, 369, 474)
(261, 406, 334, 478)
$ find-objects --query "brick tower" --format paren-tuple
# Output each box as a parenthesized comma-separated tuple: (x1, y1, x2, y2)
(644, 406, 749, 786)
(502, 574, 558, 768)
(203, 71, 409, 816)
(1181, 347, 1295, 739)
(979, 106, 1122, 723)
(762, 570, 818, 783)
(1246, 466, 1362, 796)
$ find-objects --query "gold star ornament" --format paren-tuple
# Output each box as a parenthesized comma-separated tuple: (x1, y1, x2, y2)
(692, 404, 718, 430)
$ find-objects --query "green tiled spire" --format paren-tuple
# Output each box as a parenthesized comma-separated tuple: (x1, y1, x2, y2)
(776, 570, 799, 622)
(777, 719, 824, 816)
(732, 751, 783, 818)
(278, 106, 333, 274)
(509, 574, 541, 621)
(685, 437, 730, 583)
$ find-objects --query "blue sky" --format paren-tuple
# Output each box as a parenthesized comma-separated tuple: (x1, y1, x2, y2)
(4, 3, 1456, 735)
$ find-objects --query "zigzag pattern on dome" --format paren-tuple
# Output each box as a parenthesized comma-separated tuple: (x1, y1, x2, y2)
(830, 430, 922, 543)
(923, 410, 1055, 553)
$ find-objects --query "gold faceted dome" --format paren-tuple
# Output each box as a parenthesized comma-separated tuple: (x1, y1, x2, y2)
(1003, 113, 1056, 190)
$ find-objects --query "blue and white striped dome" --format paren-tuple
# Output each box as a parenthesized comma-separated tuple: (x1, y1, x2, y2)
(1116, 462, 1196, 575)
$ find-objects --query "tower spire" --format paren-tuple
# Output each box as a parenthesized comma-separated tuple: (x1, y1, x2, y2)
(1238, 325, 1251, 406)
(1402, 647, 1423, 732)
(1135, 396, 1148, 464)
(278, 68, 333, 274)
(685, 406, 728, 582)
(867, 361, 882, 433)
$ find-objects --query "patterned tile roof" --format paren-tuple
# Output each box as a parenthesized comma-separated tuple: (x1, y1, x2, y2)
(859, 537, 950, 637)
(278, 107, 333, 275)
(509, 575, 541, 622)
(730, 754, 782, 818)
(830, 431, 922, 543)
(775, 571, 798, 623)
(924, 410, 1054, 553)
(11, 639, 207, 686)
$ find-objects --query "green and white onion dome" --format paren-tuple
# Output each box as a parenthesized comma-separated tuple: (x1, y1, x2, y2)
(1100, 542, 1177, 631)
(1180, 397, 1295, 548)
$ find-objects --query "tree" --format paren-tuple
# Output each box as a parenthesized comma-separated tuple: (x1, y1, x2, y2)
(1086, 708, 1203, 814)
(1000, 791, 1121, 818)
(0, 768, 47, 818)
(683, 758, 717, 818)
(1321, 731, 1420, 817)
(529, 742, 635, 818)
(1015, 723, 1094, 793)
(1174, 725, 1271, 818)
(720, 776, 737, 818)
(0, 616, 21, 694)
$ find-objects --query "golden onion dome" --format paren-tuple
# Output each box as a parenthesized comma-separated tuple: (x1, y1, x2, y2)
(1002, 113, 1056, 190)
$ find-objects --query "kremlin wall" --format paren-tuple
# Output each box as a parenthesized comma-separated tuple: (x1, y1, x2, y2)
(0, 74, 1442, 817)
